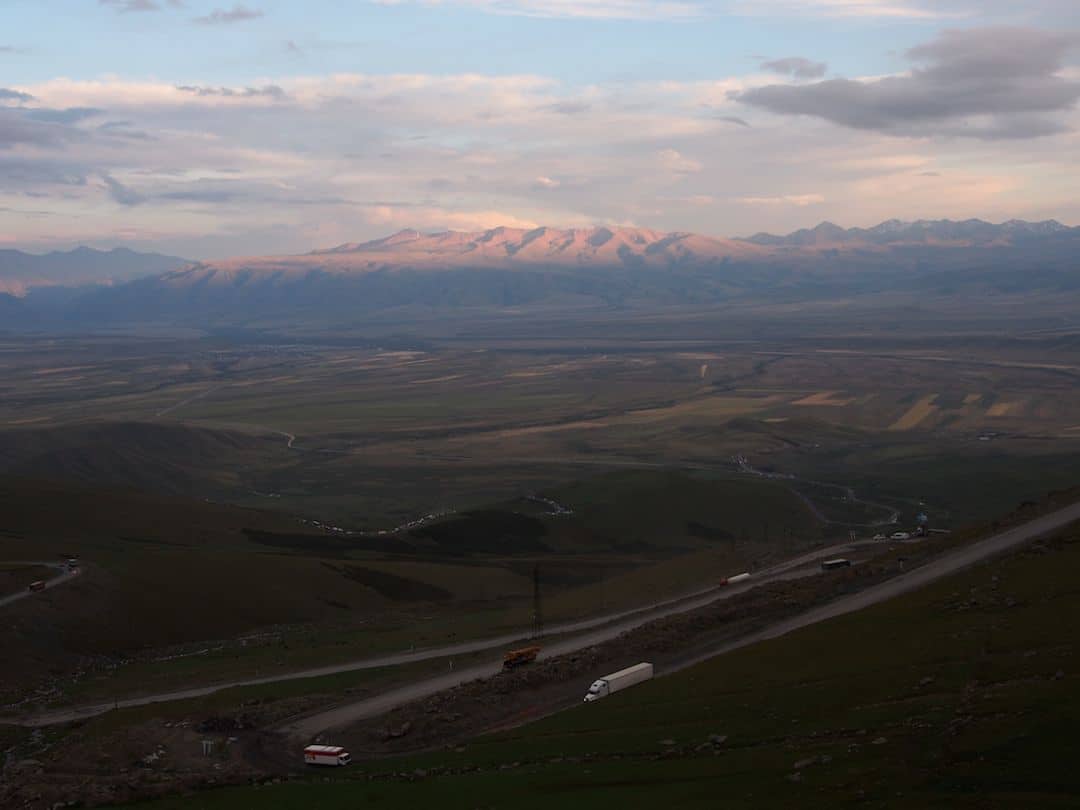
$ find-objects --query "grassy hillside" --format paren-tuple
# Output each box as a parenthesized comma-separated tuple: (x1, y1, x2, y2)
(123, 520, 1080, 809)
(0, 469, 819, 705)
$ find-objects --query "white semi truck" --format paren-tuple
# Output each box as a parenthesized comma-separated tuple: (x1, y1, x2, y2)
(583, 662, 653, 702)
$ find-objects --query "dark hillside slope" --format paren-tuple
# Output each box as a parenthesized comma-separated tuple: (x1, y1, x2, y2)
(0, 422, 289, 497)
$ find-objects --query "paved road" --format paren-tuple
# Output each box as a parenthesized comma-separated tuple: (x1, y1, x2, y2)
(279, 500, 1080, 740)
(12, 539, 867, 729)
(0, 562, 79, 610)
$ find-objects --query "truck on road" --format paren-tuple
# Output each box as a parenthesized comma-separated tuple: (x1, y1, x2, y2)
(821, 558, 851, 571)
(503, 645, 541, 669)
(583, 662, 653, 702)
(303, 745, 351, 766)
(28, 580, 45, 592)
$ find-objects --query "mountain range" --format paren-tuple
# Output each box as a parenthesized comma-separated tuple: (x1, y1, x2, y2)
(0, 246, 189, 296)
(4, 219, 1078, 330)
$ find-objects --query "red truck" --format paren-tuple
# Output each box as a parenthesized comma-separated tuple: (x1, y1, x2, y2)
(503, 645, 541, 669)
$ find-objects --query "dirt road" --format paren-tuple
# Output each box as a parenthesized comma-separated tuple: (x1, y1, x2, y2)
(11, 539, 865, 729)
(15, 501, 1080, 732)
(279, 500, 1080, 740)
(0, 562, 79, 610)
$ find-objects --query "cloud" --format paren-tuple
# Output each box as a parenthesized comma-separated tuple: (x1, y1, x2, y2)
(25, 107, 105, 124)
(731, 0, 947, 19)
(102, 173, 145, 206)
(100, 0, 162, 12)
(176, 84, 287, 100)
(761, 57, 828, 80)
(0, 107, 88, 148)
(99, 0, 185, 12)
(740, 194, 825, 206)
(738, 0, 1080, 22)
(372, 0, 704, 20)
(737, 27, 1080, 139)
(6, 66, 1079, 256)
(193, 4, 263, 24)
(0, 87, 34, 103)
(657, 148, 702, 173)
(542, 101, 592, 115)
(363, 203, 543, 231)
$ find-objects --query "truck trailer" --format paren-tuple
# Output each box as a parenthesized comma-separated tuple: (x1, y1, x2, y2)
(584, 662, 653, 702)
(303, 745, 351, 766)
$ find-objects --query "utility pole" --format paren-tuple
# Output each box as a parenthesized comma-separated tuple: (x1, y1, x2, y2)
(532, 564, 543, 640)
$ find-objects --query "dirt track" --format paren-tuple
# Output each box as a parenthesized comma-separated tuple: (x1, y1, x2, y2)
(11, 538, 865, 729)
(279, 500, 1080, 742)
(0, 561, 79, 610)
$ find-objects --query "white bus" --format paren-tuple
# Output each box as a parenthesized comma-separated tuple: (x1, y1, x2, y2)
(303, 745, 352, 766)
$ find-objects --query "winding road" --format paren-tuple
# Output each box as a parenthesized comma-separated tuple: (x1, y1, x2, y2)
(10, 500, 1080, 734)
(9, 537, 869, 729)
(279, 499, 1080, 740)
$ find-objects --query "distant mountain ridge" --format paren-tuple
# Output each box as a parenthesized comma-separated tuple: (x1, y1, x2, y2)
(10, 219, 1080, 330)
(742, 218, 1074, 248)
(0, 246, 190, 296)
(178, 225, 763, 281)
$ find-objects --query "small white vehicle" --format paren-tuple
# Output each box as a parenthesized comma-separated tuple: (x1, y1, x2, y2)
(872, 534, 887, 541)
(891, 531, 912, 541)
(303, 745, 351, 766)
(584, 662, 653, 702)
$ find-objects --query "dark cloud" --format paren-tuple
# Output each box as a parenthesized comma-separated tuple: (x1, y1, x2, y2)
(761, 57, 827, 80)
(26, 107, 105, 124)
(193, 4, 263, 25)
(737, 27, 1080, 140)
(176, 84, 286, 100)
(160, 188, 241, 203)
(102, 174, 145, 206)
(0, 87, 34, 103)
(97, 120, 156, 140)
(715, 114, 750, 127)
(542, 101, 592, 115)
(0, 108, 87, 149)
(100, 0, 162, 12)
(0, 154, 88, 186)
(99, 0, 185, 11)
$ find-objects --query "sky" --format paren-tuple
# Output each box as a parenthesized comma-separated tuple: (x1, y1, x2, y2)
(1, 0, 1079, 258)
